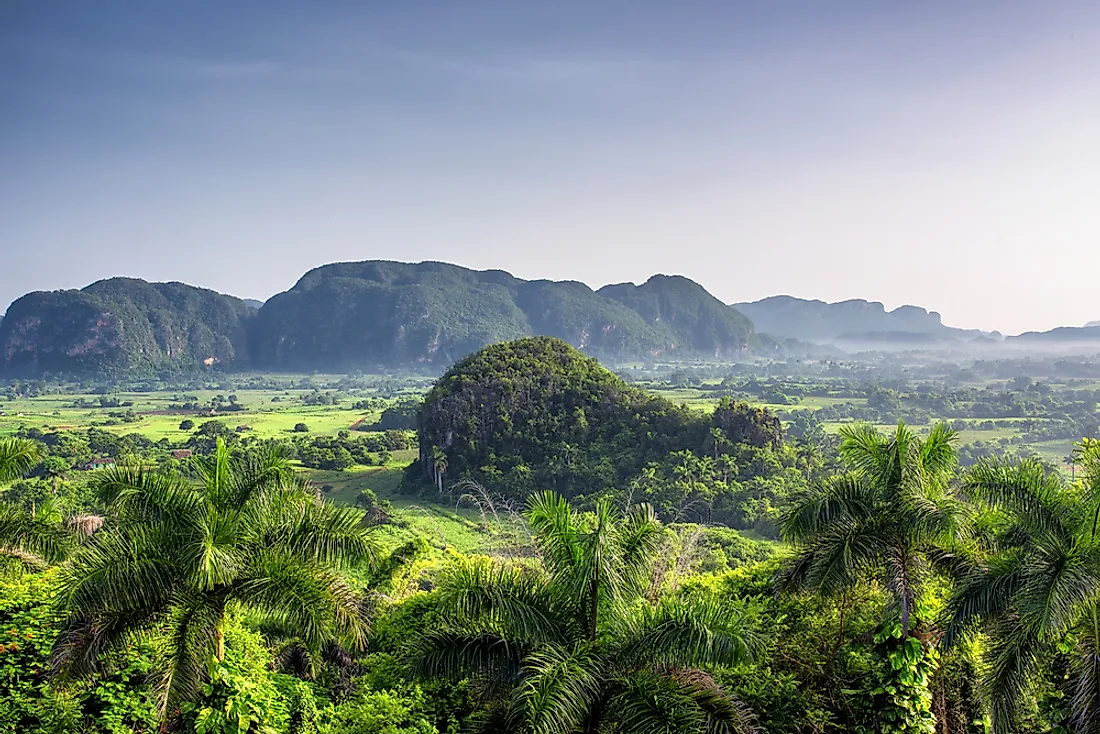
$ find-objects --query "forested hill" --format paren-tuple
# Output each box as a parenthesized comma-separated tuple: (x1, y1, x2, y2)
(733, 295, 990, 345)
(0, 278, 253, 375)
(0, 262, 759, 375)
(410, 336, 792, 528)
(248, 261, 759, 369)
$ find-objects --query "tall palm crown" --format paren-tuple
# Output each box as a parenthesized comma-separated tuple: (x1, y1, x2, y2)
(0, 437, 69, 565)
(50, 439, 378, 719)
(946, 441, 1100, 733)
(413, 491, 761, 734)
(780, 422, 965, 635)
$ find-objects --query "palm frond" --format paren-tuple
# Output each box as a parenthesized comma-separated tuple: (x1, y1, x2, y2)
(942, 550, 1024, 647)
(0, 437, 42, 482)
(607, 668, 757, 734)
(1017, 537, 1100, 640)
(526, 491, 581, 582)
(234, 551, 369, 652)
(779, 474, 876, 542)
(435, 556, 565, 645)
(152, 592, 222, 717)
(571, 499, 630, 633)
(1072, 625, 1100, 734)
(796, 514, 892, 596)
(837, 423, 889, 478)
(774, 550, 815, 595)
(615, 502, 664, 594)
(54, 526, 176, 620)
(277, 501, 379, 570)
(515, 642, 602, 734)
(965, 459, 1072, 543)
(616, 596, 761, 670)
(0, 501, 71, 563)
(93, 467, 199, 527)
(50, 608, 161, 681)
(226, 441, 294, 508)
(675, 669, 759, 734)
(179, 509, 242, 592)
(919, 422, 960, 478)
(411, 630, 525, 690)
(983, 620, 1045, 734)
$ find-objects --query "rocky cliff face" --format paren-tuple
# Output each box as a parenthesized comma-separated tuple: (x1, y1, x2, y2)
(0, 278, 253, 375)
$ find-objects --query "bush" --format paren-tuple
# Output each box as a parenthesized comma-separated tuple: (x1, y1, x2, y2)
(318, 687, 436, 734)
(179, 419, 195, 430)
(0, 569, 158, 734)
(294, 423, 309, 433)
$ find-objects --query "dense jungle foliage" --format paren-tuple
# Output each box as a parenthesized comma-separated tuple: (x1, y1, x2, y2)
(0, 340, 1096, 733)
(412, 338, 803, 533)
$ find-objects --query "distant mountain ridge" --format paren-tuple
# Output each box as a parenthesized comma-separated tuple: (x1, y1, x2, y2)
(732, 295, 992, 346)
(1007, 325, 1100, 347)
(0, 261, 760, 375)
(2, 261, 1096, 376)
(249, 261, 757, 370)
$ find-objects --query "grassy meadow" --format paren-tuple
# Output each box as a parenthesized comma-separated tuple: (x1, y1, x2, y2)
(0, 388, 382, 441)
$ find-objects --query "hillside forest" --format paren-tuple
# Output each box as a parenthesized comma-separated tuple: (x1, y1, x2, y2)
(5, 260, 1100, 379)
(0, 336, 1096, 733)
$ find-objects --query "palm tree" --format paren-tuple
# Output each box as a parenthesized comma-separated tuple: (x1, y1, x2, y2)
(39, 456, 71, 495)
(945, 443, 1100, 733)
(779, 422, 965, 637)
(709, 427, 728, 460)
(412, 491, 761, 733)
(50, 439, 378, 720)
(0, 437, 69, 565)
(431, 446, 448, 492)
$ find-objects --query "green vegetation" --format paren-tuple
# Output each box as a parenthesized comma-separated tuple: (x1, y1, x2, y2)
(51, 440, 376, 720)
(414, 338, 799, 533)
(413, 492, 759, 732)
(2, 335, 1100, 733)
(946, 444, 1100, 732)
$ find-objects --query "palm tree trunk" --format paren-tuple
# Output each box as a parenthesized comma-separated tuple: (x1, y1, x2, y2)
(900, 594, 910, 639)
(215, 614, 226, 662)
(590, 568, 599, 642)
(895, 543, 912, 638)
(833, 591, 848, 658)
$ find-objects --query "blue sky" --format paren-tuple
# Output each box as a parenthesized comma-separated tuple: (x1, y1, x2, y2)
(3, 1, 1099, 333)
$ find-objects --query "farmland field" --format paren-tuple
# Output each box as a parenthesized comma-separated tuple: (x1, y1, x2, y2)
(0, 380, 413, 440)
(1, 366, 1093, 476)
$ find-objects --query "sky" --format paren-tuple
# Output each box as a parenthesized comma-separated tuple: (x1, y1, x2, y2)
(3, 1, 1100, 335)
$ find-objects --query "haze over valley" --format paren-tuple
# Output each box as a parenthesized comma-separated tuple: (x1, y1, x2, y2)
(4, 3, 1100, 733)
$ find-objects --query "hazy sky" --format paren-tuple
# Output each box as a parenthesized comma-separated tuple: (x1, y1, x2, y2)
(3, 2, 1099, 334)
